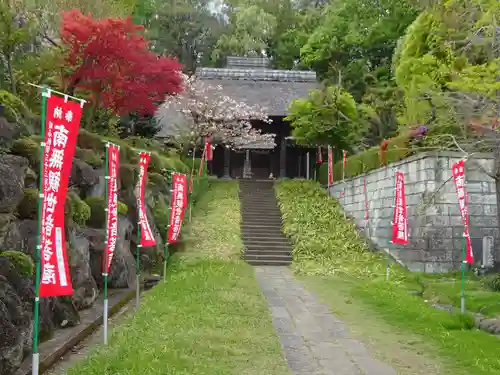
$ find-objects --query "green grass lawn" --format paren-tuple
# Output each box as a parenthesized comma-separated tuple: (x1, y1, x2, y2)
(67, 181, 290, 375)
(275, 180, 500, 375)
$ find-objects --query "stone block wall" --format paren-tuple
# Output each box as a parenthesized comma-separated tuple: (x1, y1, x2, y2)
(329, 151, 499, 273)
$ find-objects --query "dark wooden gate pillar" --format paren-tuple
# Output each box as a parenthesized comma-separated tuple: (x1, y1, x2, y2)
(223, 145, 231, 179)
(279, 136, 287, 178)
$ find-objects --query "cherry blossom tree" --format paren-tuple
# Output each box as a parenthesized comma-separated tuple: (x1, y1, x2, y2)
(154, 73, 276, 149)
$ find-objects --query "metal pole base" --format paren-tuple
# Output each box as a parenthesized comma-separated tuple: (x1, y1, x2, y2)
(32, 353, 40, 375)
(461, 296, 465, 313)
(163, 260, 167, 282)
(103, 298, 109, 345)
(135, 275, 140, 310)
(386, 265, 390, 281)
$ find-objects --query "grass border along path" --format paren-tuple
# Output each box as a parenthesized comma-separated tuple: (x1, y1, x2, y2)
(275, 180, 500, 375)
(67, 180, 290, 375)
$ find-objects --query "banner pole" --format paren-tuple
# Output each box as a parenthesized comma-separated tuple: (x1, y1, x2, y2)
(461, 237, 466, 313)
(342, 150, 346, 219)
(189, 147, 195, 223)
(327, 146, 331, 194)
(136, 161, 142, 310)
(461, 189, 469, 313)
(103, 143, 110, 344)
(136, 233, 141, 309)
(32, 87, 49, 375)
(163, 171, 171, 283)
(388, 167, 397, 281)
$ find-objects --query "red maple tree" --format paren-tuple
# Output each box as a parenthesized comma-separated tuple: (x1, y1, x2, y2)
(60, 10, 183, 120)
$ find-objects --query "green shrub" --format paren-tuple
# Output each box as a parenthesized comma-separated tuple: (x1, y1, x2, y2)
(190, 175, 209, 204)
(275, 180, 403, 278)
(153, 199, 171, 241)
(85, 196, 106, 228)
(10, 136, 40, 167)
(124, 136, 149, 150)
(67, 192, 91, 226)
(318, 135, 411, 184)
(17, 188, 39, 219)
(75, 148, 104, 168)
(119, 164, 137, 189)
(0, 250, 34, 277)
(148, 151, 165, 173)
(163, 156, 189, 173)
(124, 136, 165, 152)
(483, 274, 500, 292)
(77, 129, 105, 151)
(103, 137, 136, 163)
(148, 172, 168, 188)
(0, 90, 30, 123)
(118, 201, 128, 215)
(183, 157, 203, 173)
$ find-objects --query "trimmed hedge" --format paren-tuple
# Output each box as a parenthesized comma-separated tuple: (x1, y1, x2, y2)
(10, 136, 40, 168)
(85, 196, 107, 228)
(318, 135, 411, 184)
(67, 192, 91, 226)
(0, 250, 35, 277)
(274, 180, 400, 278)
(75, 148, 104, 168)
(17, 188, 38, 219)
(0, 90, 30, 123)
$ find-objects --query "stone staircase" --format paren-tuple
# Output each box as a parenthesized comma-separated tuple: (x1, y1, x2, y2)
(239, 180, 292, 266)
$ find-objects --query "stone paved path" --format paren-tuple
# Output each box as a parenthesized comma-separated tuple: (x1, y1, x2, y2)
(255, 266, 397, 375)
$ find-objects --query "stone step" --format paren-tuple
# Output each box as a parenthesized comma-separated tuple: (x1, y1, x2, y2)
(241, 222, 282, 232)
(241, 225, 283, 232)
(245, 244, 291, 252)
(246, 258, 292, 266)
(241, 206, 278, 210)
(243, 239, 288, 245)
(241, 216, 282, 222)
(242, 234, 287, 241)
(240, 208, 280, 212)
(244, 254, 292, 262)
(242, 218, 283, 225)
(243, 238, 289, 245)
(242, 232, 284, 239)
(245, 249, 292, 256)
(241, 201, 277, 205)
(241, 212, 281, 218)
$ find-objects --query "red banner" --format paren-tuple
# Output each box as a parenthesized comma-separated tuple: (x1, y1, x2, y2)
(316, 146, 323, 164)
(104, 143, 120, 273)
(39, 94, 83, 297)
(168, 173, 188, 244)
(452, 160, 474, 264)
(391, 171, 408, 245)
(327, 146, 333, 185)
(204, 136, 213, 161)
(343, 150, 347, 170)
(136, 152, 156, 247)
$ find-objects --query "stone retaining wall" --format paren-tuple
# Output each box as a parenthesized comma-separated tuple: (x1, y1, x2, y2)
(329, 151, 499, 273)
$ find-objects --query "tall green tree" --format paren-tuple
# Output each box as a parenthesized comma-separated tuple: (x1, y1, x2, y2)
(285, 85, 367, 152)
(0, 2, 36, 94)
(137, 0, 224, 72)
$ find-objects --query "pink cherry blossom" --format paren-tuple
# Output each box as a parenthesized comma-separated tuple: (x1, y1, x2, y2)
(155, 73, 276, 149)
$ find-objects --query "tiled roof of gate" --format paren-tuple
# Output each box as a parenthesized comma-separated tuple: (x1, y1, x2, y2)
(156, 57, 318, 139)
(196, 57, 318, 116)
